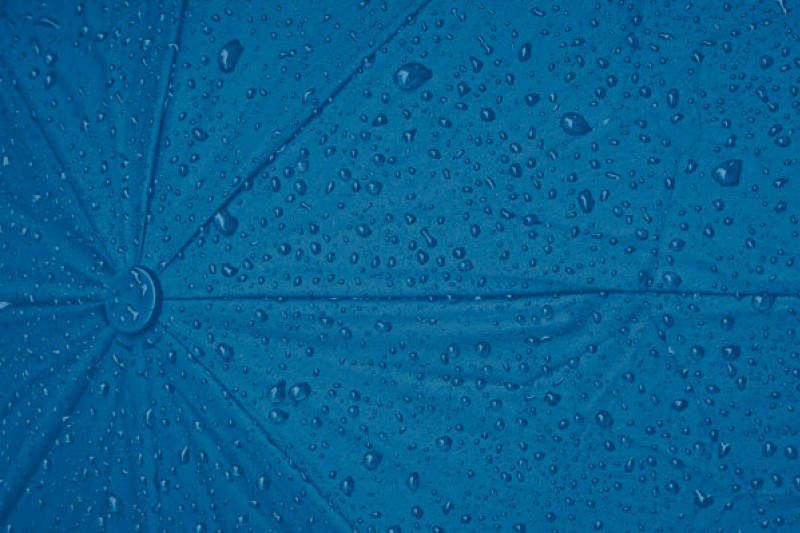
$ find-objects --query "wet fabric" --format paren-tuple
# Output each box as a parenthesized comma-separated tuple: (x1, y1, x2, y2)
(1, 1, 799, 532)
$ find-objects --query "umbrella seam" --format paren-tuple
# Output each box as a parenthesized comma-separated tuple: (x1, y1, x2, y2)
(136, 0, 191, 266)
(162, 288, 800, 303)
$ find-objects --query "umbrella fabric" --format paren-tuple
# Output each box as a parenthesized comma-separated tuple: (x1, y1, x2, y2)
(2, 1, 799, 532)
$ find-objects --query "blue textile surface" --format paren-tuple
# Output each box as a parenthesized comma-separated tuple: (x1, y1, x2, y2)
(1, 1, 799, 531)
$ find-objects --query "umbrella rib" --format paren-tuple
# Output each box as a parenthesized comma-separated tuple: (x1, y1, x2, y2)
(0, 57, 118, 271)
(155, 0, 436, 277)
(159, 323, 358, 532)
(0, 298, 103, 312)
(135, 0, 191, 265)
(0, 329, 116, 525)
(114, 364, 156, 532)
(163, 287, 800, 303)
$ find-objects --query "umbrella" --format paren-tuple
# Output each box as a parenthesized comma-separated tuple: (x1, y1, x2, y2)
(2, 0, 799, 531)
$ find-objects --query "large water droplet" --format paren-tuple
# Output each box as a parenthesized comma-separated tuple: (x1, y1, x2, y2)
(751, 293, 776, 311)
(288, 382, 311, 402)
(710, 159, 742, 187)
(393, 62, 432, 91)
(578, 189, 595, 214)
(363, 450, 383, 470)
(213, 207, 238, 236)
(560, 112, 592, 136)
(218, 39, 244, 73)
(595, 410, 614, 428)
(268, 380, 286, 403)
(268, 409, 289, 424)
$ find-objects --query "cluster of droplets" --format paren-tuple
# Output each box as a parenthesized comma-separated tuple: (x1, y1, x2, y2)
(2, 0, 799, 532)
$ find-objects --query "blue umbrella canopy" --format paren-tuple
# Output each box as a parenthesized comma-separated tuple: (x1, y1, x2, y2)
(2, 0, 799, 531)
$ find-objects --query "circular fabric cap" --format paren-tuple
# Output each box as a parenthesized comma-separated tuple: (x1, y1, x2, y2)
(104, 266, 162, 335)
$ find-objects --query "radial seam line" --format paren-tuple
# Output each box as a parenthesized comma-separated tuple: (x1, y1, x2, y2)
(136, 0, 191, 264)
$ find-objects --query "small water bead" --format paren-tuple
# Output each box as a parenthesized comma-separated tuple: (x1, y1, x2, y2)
(518, 42, 532, 62)
(406, 472, 420, 491)
(340, 476, 355, 496)
(192, 127, 209, 141)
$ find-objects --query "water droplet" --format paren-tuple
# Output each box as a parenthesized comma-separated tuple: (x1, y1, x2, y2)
(288, 382, 311, 402)
(363, 451, 383, 470)
(693, 489, 714, 508)
(518, 42, 532, 62)
(44, 72, 57, 90)
(340, 476, 355, 496)
(374, 319, 392, 332)
(560, 112, 592, 136)
(406, 471, 420, 491)
(751, 293, 776, 311)
(668, 238, 686, 252)
(436, 436, 453, 451)
(578, 189, 595, 213)
(268, 380, 286, 403)
(595, 410, 614, 428)
(666, 88, 680, 108)
(268, 409, 289, 424)
(721, 344, 741, 361)
(393, 62, 432, 91)
(671, 399, 689, 411)
(710, 159, 742, 187)
(213, 207, 238, 236)
(107, 494, 123, 514)
(689, 345, 706, 360)
(216, 342, 234, 361)
(355, 223, 373, 237)
(544, 391, 562, 406)
(218, 39, 244, 73)
(192, 128, 209, 142)
(661, 271, 682, 288)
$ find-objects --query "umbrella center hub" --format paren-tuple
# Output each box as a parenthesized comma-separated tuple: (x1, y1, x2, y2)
(105, 266, 162, 335)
